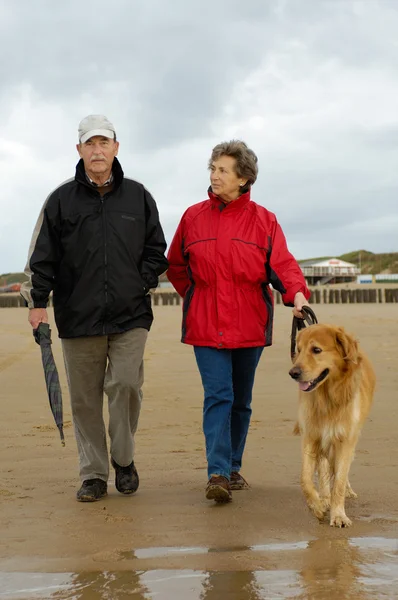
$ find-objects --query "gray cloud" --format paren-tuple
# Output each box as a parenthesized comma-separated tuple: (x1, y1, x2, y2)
(0, 0, 275, 149)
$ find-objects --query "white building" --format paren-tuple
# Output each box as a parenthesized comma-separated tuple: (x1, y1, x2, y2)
(299, 258, 360, 285)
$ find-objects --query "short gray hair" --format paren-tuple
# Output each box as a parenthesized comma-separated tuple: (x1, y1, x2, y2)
(209, 140, 258, 189)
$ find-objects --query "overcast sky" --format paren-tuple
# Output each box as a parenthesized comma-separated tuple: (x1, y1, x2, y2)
(1, 0, 397, 274)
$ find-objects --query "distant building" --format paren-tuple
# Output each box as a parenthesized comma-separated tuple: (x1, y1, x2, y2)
(357, 274, 373, 284)
(158, 272, 173, 289)
(375, 273, 398, 283)
(0, 283, 21, 293)
(299, 258, 360, 286)
(158, 280, 174, 289)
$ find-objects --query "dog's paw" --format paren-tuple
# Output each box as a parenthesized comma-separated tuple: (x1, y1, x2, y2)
(330, 513, 352, 528)
(308, 501, 327, 521)
(345, 488, 358, 499)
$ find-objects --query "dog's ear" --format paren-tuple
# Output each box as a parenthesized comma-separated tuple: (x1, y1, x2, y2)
(335, 328, 359, 364)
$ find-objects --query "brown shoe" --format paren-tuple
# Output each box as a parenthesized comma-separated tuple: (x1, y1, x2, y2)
(230, 471, 250, 490)
(205, 475, 232, 503)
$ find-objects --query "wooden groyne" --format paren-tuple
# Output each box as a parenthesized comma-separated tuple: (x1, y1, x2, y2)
(3, 287, 397, 308)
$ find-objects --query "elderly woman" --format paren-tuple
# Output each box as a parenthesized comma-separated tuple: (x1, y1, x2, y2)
(167, 140, 310, 503)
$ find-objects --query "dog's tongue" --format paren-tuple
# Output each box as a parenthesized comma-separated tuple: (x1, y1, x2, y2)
(299, 381, 311, 391)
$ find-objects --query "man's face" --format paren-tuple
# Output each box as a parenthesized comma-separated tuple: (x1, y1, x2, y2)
(77, 135, 119, 176)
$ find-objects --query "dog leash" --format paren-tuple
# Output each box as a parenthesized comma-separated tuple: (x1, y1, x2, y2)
(290, 306, 318, 362)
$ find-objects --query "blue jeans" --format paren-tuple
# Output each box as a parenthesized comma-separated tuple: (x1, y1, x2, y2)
(194, 346, 263, 479)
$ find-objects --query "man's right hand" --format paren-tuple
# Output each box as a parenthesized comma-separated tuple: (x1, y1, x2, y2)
(28, 308, 48, 329)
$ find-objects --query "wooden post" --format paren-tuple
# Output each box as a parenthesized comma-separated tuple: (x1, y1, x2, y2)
(0, 296, 17, 308)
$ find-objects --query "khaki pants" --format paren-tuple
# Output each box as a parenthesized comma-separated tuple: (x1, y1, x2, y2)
(62, 328, 148, 482)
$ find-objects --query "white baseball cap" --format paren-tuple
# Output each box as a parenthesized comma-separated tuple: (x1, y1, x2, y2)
(78, 114, 116, 144)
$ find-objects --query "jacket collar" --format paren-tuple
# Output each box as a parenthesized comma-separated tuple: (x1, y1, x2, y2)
(75, 157, 124, 190)
(208, 187, 251, 211)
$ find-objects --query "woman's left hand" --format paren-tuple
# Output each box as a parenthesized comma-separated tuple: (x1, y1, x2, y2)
(292, 292, 310, 318)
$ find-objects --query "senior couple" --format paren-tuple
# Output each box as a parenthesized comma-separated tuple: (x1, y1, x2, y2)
(22, 115, 310, 504)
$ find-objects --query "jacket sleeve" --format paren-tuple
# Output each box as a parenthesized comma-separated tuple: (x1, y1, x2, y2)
(266, 218, 310, 306)
(140, 188, 169, 290)
(166, 213, 190, 297)
(20, 193, 61, 309)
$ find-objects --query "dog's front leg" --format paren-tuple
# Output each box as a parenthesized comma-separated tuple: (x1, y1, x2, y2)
(330, 442, 356, 527)
(317, 456, 331, 510)
(301, 439, 327, 521)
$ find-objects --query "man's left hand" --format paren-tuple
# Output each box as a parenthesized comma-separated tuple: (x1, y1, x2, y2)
(292, 292, 310, 318)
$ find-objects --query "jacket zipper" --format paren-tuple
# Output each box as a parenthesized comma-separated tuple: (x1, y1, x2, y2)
(100, 197, 108, 334)
(215, 211, 222, 346)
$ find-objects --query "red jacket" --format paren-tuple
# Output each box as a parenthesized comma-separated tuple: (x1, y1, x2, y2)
(167, 190, 310, 349)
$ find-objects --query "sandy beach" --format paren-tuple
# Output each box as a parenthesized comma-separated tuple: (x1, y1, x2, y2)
(0, 303, 398, 597)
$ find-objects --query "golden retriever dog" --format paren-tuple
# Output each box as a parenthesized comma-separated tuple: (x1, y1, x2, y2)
(289, 324, 375, 528)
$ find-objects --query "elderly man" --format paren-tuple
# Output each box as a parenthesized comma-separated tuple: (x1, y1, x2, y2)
(21, 115, 168, 501)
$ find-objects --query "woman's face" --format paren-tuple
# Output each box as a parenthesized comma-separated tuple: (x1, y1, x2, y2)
(210, 155, 247, 202)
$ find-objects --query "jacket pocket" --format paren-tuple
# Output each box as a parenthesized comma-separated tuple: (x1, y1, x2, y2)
(230, 239, 267, 284)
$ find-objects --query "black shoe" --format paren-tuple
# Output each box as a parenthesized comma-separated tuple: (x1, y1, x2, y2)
(76, 478, 107, 502)
(111, 458, 139, 494)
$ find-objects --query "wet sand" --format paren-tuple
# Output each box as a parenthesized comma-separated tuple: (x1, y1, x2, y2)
(0, 304, 398, 598)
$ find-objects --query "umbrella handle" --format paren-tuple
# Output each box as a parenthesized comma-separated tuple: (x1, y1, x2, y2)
(33, 322, 52, 345)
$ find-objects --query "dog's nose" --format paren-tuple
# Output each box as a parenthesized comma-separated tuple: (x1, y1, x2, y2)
(289, 366, 302, 380)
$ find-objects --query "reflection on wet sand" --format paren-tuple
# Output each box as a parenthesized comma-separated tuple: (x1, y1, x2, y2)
(201, 571, 262, 600)
(57, 570, 148, 598)
(0, 537, 397, 599)
(297, 537, 365, 599)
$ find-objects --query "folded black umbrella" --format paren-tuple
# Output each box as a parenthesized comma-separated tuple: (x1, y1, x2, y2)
(33, 322, 65, 446)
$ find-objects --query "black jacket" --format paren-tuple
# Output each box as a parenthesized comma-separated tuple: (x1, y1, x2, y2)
(22, 158, 168, 338)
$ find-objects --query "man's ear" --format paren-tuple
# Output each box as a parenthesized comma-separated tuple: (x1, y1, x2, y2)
(335, 327, 359, 364)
